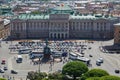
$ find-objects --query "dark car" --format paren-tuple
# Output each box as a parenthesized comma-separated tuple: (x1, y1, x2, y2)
(3, 66, 8, 70)
(11, 70, 18, 74)
(89, 54, 93, 57)
(115, 70, 119, 73)
(88, 47, 92, 49)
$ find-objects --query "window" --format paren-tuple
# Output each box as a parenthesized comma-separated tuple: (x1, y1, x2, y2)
(91, 22, 93, 26)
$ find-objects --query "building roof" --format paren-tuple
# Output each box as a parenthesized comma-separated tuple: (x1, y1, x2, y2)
(14, 14, 49, 20)
(71, 15, 96, 20)
(13, 13, 116, 20)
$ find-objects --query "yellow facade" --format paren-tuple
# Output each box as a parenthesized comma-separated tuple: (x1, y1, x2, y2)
(0, 18, 10, 39)
(114, 23, 120, 45)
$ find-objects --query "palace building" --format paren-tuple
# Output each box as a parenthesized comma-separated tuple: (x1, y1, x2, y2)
(10, 4, 118, 40)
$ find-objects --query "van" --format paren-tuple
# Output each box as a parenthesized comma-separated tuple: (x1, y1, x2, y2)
(96, 60, 101, 66)
(16, 55, 23, 63)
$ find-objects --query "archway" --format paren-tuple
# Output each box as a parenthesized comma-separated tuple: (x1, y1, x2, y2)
(58, 33, 60, 39)
(50, 33, 52, 39)
(54, 33, 56, 39)
(61, 33, 64, 39)
(65, 33, 68, 39)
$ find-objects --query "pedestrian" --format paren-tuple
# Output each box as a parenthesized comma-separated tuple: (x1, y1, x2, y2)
(25, 56, 27, 59)
(65, 58, 68, 62)
(41, 62, 42, 65)
(52, 61, 54, 66)
(63, 60, 65, 64)
(10, 76, 11, 79)
(2, 75, 4, 78)
(14, 56, 16, 60)
(7, 75, 9, 79)
(30, 61, 32, 64)
(20, 78, 22, 80)
(33, 62, 35, 65)
(13, 76, 14, 80)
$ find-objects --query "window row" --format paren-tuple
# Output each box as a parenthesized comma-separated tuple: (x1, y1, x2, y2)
(71, 26, 108, 31)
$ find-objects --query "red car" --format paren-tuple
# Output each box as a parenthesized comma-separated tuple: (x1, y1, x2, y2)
(1, 59, 6, 64)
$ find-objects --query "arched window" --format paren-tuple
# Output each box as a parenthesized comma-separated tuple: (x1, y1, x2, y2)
(58, 33, 60, 39)
(54, 33, 56, 39)
(50, 33, 52, 38)
(65, 33, 68, 38)
(62, 33, 64, 39)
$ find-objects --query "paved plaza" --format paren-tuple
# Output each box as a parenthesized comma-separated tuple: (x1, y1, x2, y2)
(0, 39, 120, 80)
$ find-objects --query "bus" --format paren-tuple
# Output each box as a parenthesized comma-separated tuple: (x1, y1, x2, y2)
(29, 51, 43, 59)
(18, 49, 32, 54)
(69, 52, 78, 60)
(77, 57, 90, 65)
(51, 51, 62, 58)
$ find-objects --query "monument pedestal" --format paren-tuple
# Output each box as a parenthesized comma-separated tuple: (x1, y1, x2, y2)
(42, 39, 51, 62)
(43, 54, 51, 59)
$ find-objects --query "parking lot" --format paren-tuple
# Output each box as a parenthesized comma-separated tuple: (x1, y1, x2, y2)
(0, 39, 120, 80)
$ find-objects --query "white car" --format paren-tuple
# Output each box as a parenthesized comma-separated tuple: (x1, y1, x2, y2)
(96, 60, 101, 66)
(0, 69, 4, 73)
(99, 58, 104, 63)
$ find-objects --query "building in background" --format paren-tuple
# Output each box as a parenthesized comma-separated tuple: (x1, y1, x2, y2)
(0, 18, 10, 39)
(114, 23, 120, 45)
(10, 4, 118, 40)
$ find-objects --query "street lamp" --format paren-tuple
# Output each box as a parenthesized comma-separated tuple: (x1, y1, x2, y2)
(38, 57, 42, 74)
(0, 41, 1, 47)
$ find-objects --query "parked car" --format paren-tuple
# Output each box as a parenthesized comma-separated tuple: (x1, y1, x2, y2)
(11, 70, 18, 74)
(0, 69, 4, 73)
(4, 66, 8, 70)
(88, 47, 92, 49)
(89, 54, 93, 57)
(1, 59, 6, 64)
(115, 70, 119, 73)
(96, 60, 101, 66)
(99, 57, 104, 63)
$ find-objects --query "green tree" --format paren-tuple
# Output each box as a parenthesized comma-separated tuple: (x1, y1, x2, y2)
(62, 61, 88, 80)
(86, 77, 100, 80)
(27, 71, 47, 80)
(48, 71, 70, 80)
(100, 75, 120, 80)
(31, 11, 40, 14)
(0, 78, 6, 80)
(81, 69, 109, 80)
(48, 72, 63, 80)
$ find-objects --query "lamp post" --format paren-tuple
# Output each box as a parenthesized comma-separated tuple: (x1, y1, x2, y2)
(38, 57, 42, 74)
(0, 40, 1, 47)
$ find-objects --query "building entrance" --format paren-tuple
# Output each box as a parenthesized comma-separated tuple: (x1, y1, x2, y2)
(49, 33, 68, 39)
